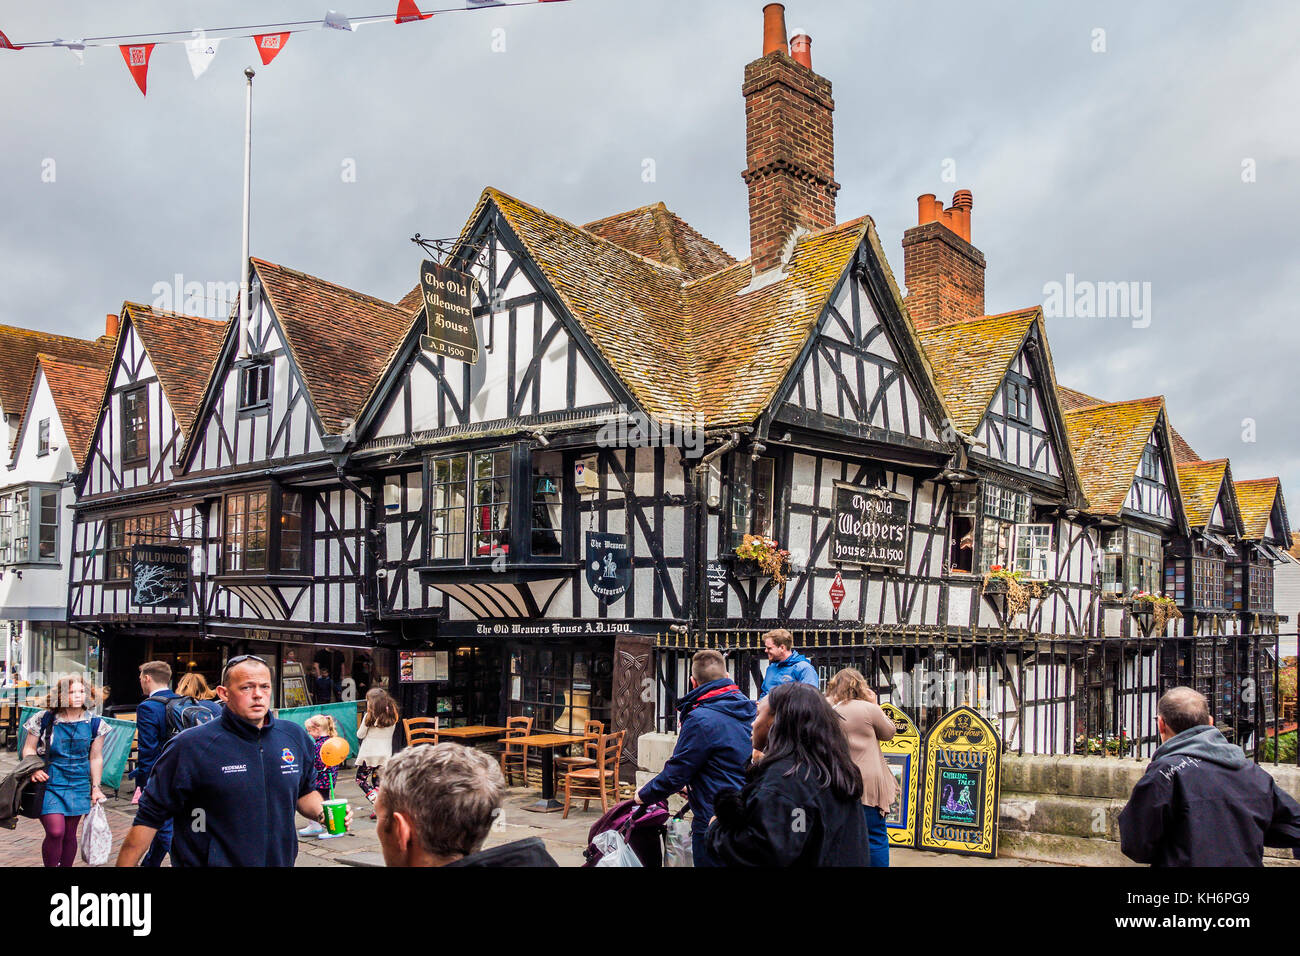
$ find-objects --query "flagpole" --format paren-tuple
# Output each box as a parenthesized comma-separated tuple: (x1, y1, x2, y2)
(238, 66, 254, 359)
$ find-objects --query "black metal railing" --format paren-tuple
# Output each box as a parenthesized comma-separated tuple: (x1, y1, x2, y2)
(654, 629, 1298, 765)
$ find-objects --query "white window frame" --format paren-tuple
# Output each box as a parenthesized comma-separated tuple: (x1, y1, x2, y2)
(1012, 523, 1053, 580)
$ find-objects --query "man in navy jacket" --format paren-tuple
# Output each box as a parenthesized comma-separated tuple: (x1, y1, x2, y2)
(134, 660, 180, 867)
(635, 650, 755, 867)
(116, 656, 346, 867)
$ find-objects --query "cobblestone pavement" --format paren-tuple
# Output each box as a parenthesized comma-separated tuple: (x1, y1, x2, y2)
(0, 748, 1052, 867)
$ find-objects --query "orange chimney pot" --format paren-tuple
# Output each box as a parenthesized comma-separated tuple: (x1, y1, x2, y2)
(790, 32, 812, 69)
(105, 313, 119, 339)
(762, 3, 788, 56)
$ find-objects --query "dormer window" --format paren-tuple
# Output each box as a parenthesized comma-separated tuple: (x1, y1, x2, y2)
(239, 360, 271, 412)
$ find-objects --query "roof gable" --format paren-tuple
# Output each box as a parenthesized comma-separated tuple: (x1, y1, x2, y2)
(33, 356, 110, 470)
(1058, 384, 1199, 462)
(917, 308, 1037, 434)
(583, 202, 736, 280)
(1234, 477, 1288, 542)
(1175, 458, 1243, 533)
(252, 259, 412, 435)
(1064, 396, 1172, 517)
(124, 304, 228, 437)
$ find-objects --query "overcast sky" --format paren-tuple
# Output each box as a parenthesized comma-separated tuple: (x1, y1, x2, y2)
(2, 0, 1297, 511)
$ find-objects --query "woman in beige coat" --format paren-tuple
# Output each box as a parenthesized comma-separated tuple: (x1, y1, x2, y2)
(827, 668, 896, 867)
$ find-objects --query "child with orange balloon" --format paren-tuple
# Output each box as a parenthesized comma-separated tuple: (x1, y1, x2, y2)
(297, 715, 349, 839)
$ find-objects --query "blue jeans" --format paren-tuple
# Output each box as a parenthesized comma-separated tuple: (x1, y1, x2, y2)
(141, 817, 172, 868)
(692, 823, 718, 868)
(863, 805, 889, 867)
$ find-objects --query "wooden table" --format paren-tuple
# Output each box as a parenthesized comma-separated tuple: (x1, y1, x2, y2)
(507, 733, 586, 812)
(434, 725, 508, 742)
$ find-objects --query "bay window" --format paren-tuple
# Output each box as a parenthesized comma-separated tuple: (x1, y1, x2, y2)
(1191, 556, 1225, 609)
(0, 486, 61, 566)
(221, 485, 310, 574)
(1102, 528, 1163, 596)
(1012, 524, 1053, 579)
(472, 449, 511, 558)
(977, 482, 1031, 572)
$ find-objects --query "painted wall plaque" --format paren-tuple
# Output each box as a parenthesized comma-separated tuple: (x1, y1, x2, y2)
(916, 705, 1001, 858)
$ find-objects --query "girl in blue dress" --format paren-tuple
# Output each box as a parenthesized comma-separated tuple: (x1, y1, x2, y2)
(22, 675, 111, 867)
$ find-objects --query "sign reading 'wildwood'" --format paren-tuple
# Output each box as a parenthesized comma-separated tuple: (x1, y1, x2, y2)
(129, 545, 190, 608)
(829, 482, 909, 569)
(419, 259, 480, 364)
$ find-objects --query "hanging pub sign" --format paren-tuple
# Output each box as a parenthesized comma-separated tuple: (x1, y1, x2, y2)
(129, 545, 190, 608)
(418, 259, 480, 364)
(586, 531, 631, 603)
(916, 706, 1001, 858)
(830, 481, 909, 569)
(879, 702, 922, 849)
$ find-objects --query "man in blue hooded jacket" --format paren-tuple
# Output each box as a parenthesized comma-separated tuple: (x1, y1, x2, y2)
(759, 629, 819, 699)
(635, 649, 755, 867)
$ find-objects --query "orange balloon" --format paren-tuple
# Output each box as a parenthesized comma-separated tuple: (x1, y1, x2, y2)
(320, 736, 349, 767)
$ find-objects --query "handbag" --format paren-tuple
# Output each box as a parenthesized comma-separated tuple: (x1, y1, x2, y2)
(18, 714, 53, 819)
(664, 805, 694, 868)
(80, 803, 113, 866)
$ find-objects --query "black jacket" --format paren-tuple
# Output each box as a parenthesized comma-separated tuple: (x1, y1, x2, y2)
(134, 707, 317, 866)
(1119, 724, 1300, 867)
(706, 756, 870, 866)
(0, 755, 48, 829)
(445, 837, 558, 867)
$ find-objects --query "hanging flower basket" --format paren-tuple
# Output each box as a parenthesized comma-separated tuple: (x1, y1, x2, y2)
(733, 534, 791, 599)
(1129, 591, 1183, 634)
(981, 566, 1044, 619)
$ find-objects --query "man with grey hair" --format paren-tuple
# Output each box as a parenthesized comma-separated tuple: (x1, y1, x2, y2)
(1119, 686, 1300, 866)
(375, 742, 557, 867)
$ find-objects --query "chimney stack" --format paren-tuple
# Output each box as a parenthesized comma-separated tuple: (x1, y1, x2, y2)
(902, 189, 986, 329)
(742, 4, 839, 272)
(105, 312, 119, 340)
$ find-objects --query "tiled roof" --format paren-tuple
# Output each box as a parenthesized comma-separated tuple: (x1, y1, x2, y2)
(478, 187, 878, 427)
(35, 356, 109, 469)
(1234, 477, 1281, 541)
(0, 325, 113, 449)
(584, 202, 737, 281)
(1059, 384, 1199, 462)
(395, 284, 423, 314)
(253, 259, 413, 436)
(1062, 396, 1165, 516)
(916, 308, 1037, 433)
(123, 304, 228, 437)
(1175, 458, 1231, 529)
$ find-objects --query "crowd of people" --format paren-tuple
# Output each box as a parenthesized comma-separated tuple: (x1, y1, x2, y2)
(1, 627, 1298, 869)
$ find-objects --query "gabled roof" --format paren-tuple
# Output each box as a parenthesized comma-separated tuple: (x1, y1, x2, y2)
(915, 308, 1037, 433)
(252, 259, 413, 435)
(123, 304, 228, 437)
(1234, 477, 1286, 541)
(33, 355, 109, 470)
(0, 325, 113, 418)
(1059, 384, 1199, 463)
(583, 202, 737, 281)
(1175, 458, 1239, 531)
(444, 187, 878, 427)
(1062, 396, 1167, 516)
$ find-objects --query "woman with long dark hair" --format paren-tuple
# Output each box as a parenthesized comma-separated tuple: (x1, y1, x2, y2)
(707, 681, 870, 866)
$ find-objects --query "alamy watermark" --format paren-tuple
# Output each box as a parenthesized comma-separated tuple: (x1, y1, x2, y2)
(151, 274, 239, 320)
(596, 405, 705, 458)
(1041, 273, 1152, 328)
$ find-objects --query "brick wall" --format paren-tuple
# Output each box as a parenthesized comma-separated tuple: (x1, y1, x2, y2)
(902, 220, 987, 329)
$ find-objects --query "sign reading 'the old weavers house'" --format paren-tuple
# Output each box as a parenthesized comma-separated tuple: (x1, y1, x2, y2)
(419, 259, 480, 364)
(829, 482, 909, 569)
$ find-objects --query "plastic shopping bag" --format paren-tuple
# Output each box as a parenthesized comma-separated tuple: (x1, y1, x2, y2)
(592, 830, 643, 867)
(664, 816, 694, 868)
(80, 803, 112, 866)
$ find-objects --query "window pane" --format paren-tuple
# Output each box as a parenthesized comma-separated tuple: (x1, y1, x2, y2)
(752, 457, 775, 538)
(280, 491, 303, 571)
(531, 450, 563, 556)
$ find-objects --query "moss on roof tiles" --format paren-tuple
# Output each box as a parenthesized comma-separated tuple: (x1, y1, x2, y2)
(1175, 458, 1230, 528)
(1063, 396, 1165, 516)
(1234, 477, 1281, 540)
(916, 309, 1037, 433)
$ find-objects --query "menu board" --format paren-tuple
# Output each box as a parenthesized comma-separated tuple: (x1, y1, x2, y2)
(879, 702, 922, 847)
(399, 650, 450, 683)
(916, 706, 1001, 858)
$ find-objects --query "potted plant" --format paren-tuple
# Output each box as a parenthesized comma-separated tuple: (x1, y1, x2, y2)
(1129, 590, 1183, 633)
(981, 564, 1019, 595)
(981, 565, 1044, 619)
(1104, 733, 1133, 757)
(733, 533, 792, 598)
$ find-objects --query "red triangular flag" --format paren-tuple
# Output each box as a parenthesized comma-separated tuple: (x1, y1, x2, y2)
(119, 43, 155, 96)
(395, 0, 433, 23)
(253, 32, 290, 65)
(0, 30, 23, 51)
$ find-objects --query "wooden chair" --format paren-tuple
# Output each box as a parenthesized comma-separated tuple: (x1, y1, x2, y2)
(562, 730, 624, 818)
(499, 716, 533, 786)
(553, 719, 604, 776)
(403, 716, 440, 746)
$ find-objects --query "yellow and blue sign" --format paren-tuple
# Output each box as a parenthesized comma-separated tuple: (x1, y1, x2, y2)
(879, 702, 921, 848)
(916, 706, 1001, 858)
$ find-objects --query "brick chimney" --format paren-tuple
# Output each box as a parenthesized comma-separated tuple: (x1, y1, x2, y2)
(902, 190, 986, 329)
(105, 312, 119, 340)
(741, 4, 839, 273)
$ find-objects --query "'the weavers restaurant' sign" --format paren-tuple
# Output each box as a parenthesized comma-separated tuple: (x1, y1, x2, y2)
(829, 482, 909, 569)
(419, 259, 480, 364)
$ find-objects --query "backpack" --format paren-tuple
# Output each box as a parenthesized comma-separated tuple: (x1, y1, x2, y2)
(581, 798, 670, 868)
(163, 695, 216, 742)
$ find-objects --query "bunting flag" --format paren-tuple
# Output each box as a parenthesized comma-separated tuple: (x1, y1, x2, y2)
(119, 42, 155, 96)
(253, 32, 290, 65)
(323, 11, 355, 31)
(185, 34, 222, 78)
(1, 1, 572, 91)
(395, 0, 433, 22)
